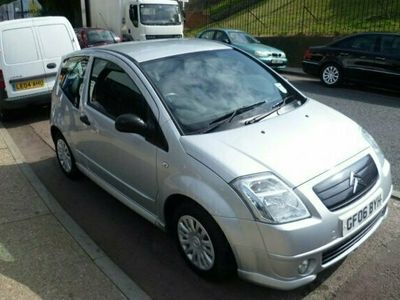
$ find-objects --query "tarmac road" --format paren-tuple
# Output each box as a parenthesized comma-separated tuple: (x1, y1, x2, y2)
(2, 76, 400, 299)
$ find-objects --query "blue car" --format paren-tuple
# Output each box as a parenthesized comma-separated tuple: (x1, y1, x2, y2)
(198, 28, 287, 69)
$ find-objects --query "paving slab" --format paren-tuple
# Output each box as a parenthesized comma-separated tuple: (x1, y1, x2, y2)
(0, 149, 49, 225)
(0, 135, 6, 150)
(0, 214, 125, 299)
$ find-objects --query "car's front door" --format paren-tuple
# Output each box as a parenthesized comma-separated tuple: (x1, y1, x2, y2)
(78, 53, 160, 213)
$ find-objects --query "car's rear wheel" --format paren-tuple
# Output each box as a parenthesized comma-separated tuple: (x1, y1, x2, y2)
(55, 133, 79, 178)
(173, 201, 236, 280)
(320, 63, 342, 87)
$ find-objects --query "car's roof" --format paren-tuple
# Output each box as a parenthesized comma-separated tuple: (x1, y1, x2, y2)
(202, 28, 246, 34)
(79, 38, 231, 62)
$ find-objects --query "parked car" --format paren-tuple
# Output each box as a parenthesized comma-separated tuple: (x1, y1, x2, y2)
(74, 27, 121, 49)
(51, 39, 392, 290)
(0, 16, 80, 120)
(302, 32, 400, 89)
(197, 28, 287, 69)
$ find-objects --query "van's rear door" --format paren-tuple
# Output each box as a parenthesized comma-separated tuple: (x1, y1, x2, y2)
(0, 19, 48, 99)
(35, 18, 78, 92)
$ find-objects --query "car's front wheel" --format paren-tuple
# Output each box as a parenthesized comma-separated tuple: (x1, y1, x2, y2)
(320, 63, 342, 87)
(173, 201, 236, 280)
(55, 133, 79, 178)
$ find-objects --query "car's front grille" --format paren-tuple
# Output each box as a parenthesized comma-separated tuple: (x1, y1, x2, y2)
(322, 205, 386, 265)
(313, 155, 378, 211)
(272, 53, 282, 57)
(145, 34, 183, 40)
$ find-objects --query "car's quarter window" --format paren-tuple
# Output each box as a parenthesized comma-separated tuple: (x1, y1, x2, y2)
(88, 58, 147, 121)
(199, 30, 215, 40)
(59, 56, 88, 109)
(141, 49, 300, 134)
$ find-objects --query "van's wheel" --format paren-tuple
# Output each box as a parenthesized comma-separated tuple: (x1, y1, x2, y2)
(320, 63, 342, 87)
(172, 202, 236, 280)
(54, 133, 79, 179)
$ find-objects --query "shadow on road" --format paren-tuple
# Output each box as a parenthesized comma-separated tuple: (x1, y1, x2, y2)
(290, 77, 400, 108)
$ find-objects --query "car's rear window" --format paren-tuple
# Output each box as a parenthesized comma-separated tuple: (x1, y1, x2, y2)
(2, 27, 39, 64)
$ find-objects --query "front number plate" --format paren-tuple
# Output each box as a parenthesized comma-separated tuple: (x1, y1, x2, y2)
(340, 193, 382, 236)
(15, 79, 45, 91)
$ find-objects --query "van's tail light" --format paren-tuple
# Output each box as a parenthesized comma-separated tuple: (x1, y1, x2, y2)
(304, 48, 313, 60)
(0, 70, 5, 89)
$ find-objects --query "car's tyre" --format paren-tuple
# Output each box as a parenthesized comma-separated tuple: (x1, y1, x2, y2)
(54, 132, 79, 179)
(320, 63, 342, 87)
(172, 201, 237, 280)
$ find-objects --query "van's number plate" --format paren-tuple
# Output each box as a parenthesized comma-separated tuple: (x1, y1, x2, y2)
(340, 192, 382, 236)
(15, 79, 45, 91)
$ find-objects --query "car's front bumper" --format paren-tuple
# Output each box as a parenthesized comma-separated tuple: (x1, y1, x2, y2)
(216, 152, 392, 290)
(259, 57, 288, 69)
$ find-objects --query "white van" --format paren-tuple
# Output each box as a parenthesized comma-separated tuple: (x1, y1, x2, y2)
(0, 16, 80, 119)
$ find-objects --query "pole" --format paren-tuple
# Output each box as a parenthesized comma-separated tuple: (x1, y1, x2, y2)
(20, 0, 24, 18)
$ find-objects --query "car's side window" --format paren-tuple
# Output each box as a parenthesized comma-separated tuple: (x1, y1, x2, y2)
(335, 35, 377, 52)
(88, 58, 148, 121)
(200, 30, 214, 40)
(380, 35, 400, 56)
(214, 31, 230, 43)
(59, 56, 88, 109)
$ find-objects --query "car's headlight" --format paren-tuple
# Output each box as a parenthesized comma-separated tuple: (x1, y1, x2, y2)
(231, 173, 310, 224)
(280, 52, 286, 58)
(254, 50, 271, 57)
(362, 128, 385, 166)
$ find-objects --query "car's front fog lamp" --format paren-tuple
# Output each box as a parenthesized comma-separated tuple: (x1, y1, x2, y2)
(298, 259, 311, 274)
(231, 173, 310, 224)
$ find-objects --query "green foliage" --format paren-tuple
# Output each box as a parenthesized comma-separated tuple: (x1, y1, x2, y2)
(189, 0, 400, 36)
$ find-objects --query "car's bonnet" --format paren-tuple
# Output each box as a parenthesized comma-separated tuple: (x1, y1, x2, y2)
(180, 99, 369, 187)
(234, 42, 282, 54)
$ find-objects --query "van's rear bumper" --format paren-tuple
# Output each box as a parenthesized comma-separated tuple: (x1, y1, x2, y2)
(0, 90, 51, 110)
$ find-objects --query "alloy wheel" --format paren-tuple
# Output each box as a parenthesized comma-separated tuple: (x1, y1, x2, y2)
(322, 65, 340, 85)
(177, 215, 215, 271)
(56, 138, 72, 173)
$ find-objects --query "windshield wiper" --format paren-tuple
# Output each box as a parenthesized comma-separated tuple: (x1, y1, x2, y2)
(244, 95, 297, 125)
(202, 101, 266, 133)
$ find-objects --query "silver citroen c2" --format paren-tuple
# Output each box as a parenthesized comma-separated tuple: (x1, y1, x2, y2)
(50, 39, 392, 290)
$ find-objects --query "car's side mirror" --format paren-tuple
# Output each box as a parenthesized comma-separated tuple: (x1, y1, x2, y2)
(115, 114, 147, 135)
(222, 38, 230, 44)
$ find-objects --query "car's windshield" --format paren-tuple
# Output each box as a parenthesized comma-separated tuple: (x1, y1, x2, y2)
(87, 30, 114, 44)
(140, 4, 181, 25)
(141, 49, 299, 134)
(228, 32, 258, 44)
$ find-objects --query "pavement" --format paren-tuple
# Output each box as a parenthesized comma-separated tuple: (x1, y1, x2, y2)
(0, 124, 149, 299)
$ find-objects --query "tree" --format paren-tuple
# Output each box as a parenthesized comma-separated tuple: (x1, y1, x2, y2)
(29, 0, 41, 16)
(37, 0, 82, 26)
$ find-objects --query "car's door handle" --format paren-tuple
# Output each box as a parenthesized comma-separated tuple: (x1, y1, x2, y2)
(375, 57, 386, 61)
(46, 63, 57, 69)
(80, 114, 91, 126)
